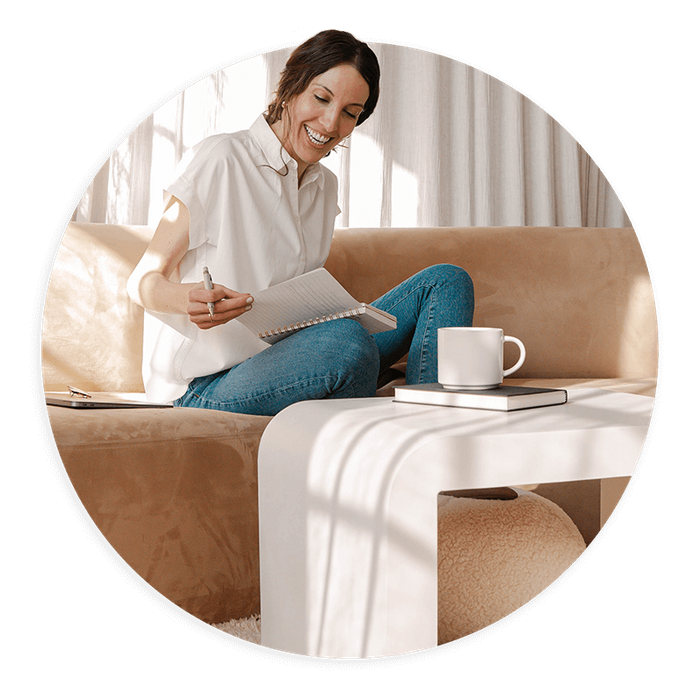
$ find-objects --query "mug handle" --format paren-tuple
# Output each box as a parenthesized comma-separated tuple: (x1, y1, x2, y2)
(503, 336, 526, 377)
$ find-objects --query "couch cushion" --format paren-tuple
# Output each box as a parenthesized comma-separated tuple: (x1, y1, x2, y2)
(503, 376, 656, 397)
(47, 404, 272, 623)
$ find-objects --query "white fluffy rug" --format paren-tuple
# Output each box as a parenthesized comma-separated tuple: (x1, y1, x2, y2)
(212, 615, 261, 644)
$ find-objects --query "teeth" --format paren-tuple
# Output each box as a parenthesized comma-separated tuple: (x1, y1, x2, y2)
(305, 125, 331, 145)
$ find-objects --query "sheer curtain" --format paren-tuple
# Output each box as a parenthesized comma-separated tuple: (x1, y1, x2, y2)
(75, 43, 630, 229)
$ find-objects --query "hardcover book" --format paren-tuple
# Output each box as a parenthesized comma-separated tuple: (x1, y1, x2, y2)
(393, 383, 568, 412)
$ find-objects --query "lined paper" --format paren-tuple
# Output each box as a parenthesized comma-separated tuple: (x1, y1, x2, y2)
(236, 268, 396, 343)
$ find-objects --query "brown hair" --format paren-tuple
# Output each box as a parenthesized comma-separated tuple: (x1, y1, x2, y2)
(265, 30, 380, 128)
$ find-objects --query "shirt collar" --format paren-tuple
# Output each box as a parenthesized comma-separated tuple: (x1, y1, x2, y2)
(249, 114, 326, 190)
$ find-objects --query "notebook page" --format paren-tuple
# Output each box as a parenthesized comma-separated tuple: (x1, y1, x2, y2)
(236, 268, 362, 336)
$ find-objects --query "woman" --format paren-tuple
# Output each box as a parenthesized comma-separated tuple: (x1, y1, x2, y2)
(128, 30, 474, 416)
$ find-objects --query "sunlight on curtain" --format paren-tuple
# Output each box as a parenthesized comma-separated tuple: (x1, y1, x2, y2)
(74, 43, 630, 229)
(391, 162, 420, 228)
(75, 55, 269, 227)
(332, 132, 384, 227)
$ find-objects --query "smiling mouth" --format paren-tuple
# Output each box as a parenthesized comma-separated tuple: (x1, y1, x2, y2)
(304, 125, 332, 147)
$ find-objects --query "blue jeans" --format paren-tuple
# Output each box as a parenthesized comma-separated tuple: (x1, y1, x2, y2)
(175, 264, 474, 416)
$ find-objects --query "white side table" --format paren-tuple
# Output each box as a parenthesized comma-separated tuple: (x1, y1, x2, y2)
(257, 388, 653, 658)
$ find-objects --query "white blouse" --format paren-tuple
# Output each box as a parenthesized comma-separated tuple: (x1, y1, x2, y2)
(142, 114, 340, 403)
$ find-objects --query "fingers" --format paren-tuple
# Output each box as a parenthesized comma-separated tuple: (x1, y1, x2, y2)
(187, 284, 254, 329)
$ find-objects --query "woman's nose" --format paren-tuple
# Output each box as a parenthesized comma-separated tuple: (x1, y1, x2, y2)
(320, 108, 341, 134)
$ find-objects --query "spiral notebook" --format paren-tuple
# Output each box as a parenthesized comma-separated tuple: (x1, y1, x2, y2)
(237, 268, 397, 344)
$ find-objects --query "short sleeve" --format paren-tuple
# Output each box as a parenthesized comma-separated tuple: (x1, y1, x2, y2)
(165, 134, 234, 251)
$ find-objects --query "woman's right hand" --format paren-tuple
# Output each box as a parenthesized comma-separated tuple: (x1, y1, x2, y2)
(127, 196, 256, 328)
(187, 283, 254, 330)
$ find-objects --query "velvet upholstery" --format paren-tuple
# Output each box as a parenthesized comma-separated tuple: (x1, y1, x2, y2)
(47, 404, 270, 622)
(326, 227, 657, 379)
(43, 222, 152, 393)
(42, 222, 657, 624)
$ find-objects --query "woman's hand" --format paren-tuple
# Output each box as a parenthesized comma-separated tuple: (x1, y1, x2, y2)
(127, 196, 255, 328)
(186, 282, 254, 330)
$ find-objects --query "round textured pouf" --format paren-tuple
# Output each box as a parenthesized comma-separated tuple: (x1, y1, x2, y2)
(437, 487, 586, 644)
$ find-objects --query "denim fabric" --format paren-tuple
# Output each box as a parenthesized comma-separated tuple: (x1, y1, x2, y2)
(175, 264, 473, 416)
(371, 264, 474, 385)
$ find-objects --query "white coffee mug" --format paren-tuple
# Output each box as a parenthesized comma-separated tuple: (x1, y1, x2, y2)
(438, 327, 526, 390)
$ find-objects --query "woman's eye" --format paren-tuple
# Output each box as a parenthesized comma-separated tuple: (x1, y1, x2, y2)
(313, 93, 359, 119)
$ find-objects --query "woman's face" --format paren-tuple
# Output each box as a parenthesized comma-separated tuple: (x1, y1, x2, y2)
(273, 63, 370, 180)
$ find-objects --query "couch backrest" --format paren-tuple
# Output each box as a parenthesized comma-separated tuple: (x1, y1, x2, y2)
(42, 223, 658, 392)
(42, 222, 152, 392)
(325, 227, 658, 379)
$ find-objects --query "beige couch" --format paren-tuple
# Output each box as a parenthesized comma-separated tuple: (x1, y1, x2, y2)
(42, 223, 657, 624)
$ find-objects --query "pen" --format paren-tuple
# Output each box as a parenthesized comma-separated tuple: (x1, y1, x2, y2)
(202, 267, 215, 321)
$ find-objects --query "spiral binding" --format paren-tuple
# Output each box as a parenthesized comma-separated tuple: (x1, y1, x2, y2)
(258, 306, 363, 340)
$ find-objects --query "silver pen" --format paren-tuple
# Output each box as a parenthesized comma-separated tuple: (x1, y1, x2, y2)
(202, 267, 215, 321)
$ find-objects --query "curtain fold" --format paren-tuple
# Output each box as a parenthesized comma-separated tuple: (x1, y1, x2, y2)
(75, 43, 630, 229)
